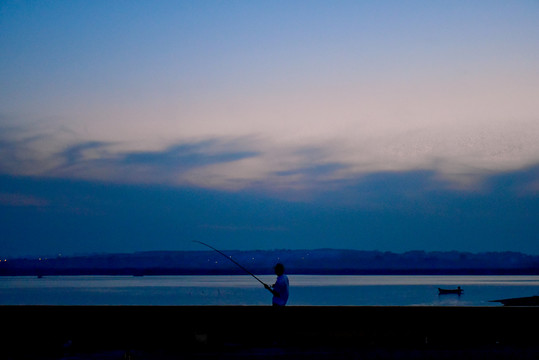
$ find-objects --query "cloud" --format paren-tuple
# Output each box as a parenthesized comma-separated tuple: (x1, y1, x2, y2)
(59, 141, 112, 167)
(0, 193, 49, 207)
(0, 111, 538, 195)
(45, 137, 261, 187)
(121, 140, 259, 170)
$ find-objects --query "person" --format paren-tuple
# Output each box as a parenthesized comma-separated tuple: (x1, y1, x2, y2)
(264, 263, 289, 306)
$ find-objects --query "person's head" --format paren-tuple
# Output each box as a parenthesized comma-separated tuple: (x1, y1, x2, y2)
(274, 263, 285, 276)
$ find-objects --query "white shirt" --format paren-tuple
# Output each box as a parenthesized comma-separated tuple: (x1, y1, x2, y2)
(272, 274, 289, 306)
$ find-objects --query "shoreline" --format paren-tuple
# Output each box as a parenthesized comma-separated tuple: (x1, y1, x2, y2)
(2, 305, 538, 359)
(3, 267, 539, 276)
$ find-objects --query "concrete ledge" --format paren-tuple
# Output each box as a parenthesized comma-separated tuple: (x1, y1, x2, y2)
(2, 306, 538, 359)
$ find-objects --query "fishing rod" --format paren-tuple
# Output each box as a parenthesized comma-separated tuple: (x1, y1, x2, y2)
(193, 240, 269, 288)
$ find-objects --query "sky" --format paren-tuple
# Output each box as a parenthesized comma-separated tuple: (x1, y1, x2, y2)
(1, 1, 538, 257)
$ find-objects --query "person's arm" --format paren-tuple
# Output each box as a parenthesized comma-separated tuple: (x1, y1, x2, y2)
(264, 283, 280, 297)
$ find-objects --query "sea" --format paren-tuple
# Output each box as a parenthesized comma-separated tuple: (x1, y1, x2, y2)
(1, 275, 538, 306)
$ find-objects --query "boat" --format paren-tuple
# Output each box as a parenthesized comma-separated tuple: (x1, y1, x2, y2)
(489, 296, 539, 306)
(438, 287, 463, 295)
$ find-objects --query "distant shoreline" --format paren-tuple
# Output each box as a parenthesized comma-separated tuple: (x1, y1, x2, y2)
(2, 267, 539, 276)
(2, 249, 539, 276)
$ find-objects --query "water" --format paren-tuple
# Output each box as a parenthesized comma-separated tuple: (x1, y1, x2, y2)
(0, 275, 538, 306)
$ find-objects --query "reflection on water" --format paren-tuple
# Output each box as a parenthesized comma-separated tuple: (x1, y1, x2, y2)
(0, 275, 537, 306)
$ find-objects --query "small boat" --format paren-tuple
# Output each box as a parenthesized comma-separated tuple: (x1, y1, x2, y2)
(490, 296, 539, 306)
(438, 287, 463, 295)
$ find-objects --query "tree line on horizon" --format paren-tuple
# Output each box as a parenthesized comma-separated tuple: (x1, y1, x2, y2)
(1, 249, 539, 276)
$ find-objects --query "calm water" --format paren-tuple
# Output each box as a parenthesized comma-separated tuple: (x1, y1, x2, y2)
(1, 275, 538, 306)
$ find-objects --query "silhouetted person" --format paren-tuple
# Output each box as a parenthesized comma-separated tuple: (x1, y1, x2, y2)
(264, 263, 289, 306)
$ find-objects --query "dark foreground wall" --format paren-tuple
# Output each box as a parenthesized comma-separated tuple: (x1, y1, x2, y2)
(2, 306, 539, 359)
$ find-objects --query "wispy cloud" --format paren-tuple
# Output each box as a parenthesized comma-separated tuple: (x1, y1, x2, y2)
(0, 193, 49, 207)
(0, 119, 538, 196)
(59, 141, 112, 167)
(44, 137, 261, 187)
(121, 140, 259, 171)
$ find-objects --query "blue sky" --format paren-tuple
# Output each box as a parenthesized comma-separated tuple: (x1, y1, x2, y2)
(1, 1, 538, 256)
